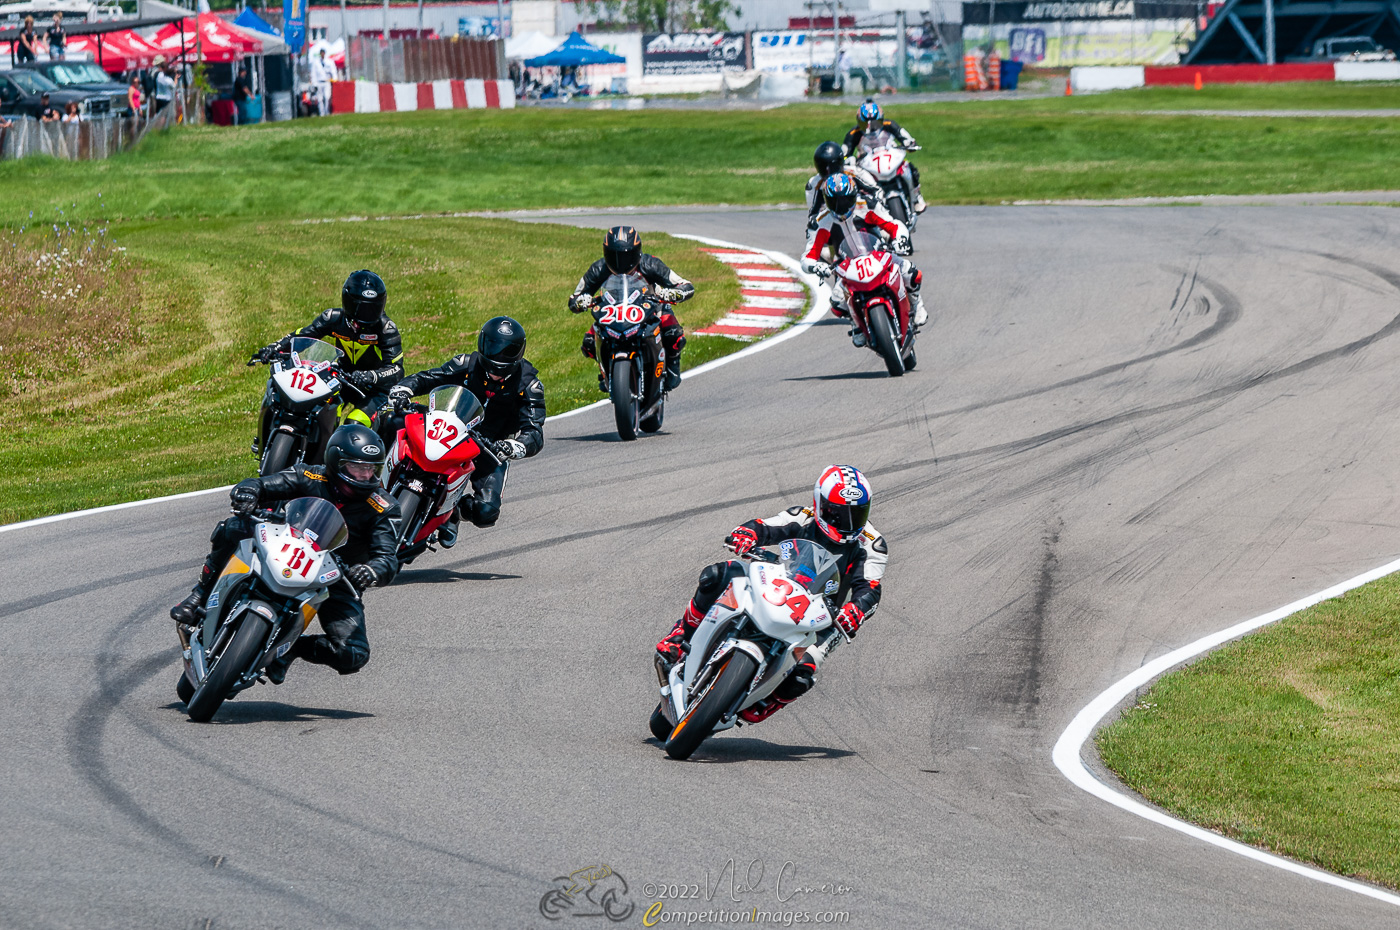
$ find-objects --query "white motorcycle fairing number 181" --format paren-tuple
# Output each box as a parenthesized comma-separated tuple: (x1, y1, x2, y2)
(652, 538, 850, 760)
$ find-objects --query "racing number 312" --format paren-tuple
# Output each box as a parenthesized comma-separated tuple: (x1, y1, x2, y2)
(763, 578, 810, 622)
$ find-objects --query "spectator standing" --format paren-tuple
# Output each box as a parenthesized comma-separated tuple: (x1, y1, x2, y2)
(38, 93, 60, 122)
(127, 74, 142, 117)
(309, 48, 332, 116)
(61, 100, 80, 122)
(232, 64, 252, 124)
(45, 12, 65, 60)
(154, 57, 175, 111)
(16, 16, 38, 63)
(837, 48, 852, 93)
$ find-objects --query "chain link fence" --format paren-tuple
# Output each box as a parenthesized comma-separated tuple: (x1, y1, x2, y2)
(0, 101, 179, 162)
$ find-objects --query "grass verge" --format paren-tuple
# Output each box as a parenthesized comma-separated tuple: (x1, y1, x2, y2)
(3, 84, 1400, 224)
(0, 216, 743, 523)
(1098, 572, 1400, 888)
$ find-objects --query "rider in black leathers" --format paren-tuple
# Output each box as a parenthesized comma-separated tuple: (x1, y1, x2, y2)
(170, 424, 400, 683)
(569, 226, 694, 391)
(254, 270, 404, 459)
(387, 316, 545, 547)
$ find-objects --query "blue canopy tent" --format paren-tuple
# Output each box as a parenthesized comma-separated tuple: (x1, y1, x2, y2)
(523, 30, 625, 67)
(232, 8, 280, 37)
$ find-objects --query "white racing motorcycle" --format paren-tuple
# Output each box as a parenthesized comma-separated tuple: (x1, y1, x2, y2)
(175, 497, 354, 722)
(651, 539, 849, 760)
(856, 129, 920, 231)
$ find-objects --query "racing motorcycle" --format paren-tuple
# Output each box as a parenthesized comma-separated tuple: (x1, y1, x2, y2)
(381, 385, 505, 565)
(651, 539, 849, 761)
(587, 273, 669, 442)
(248, 337, 370, 476)
(856, 130, 920, 231)
(823, 228, 917, 377)
(175, 497, 355, 722)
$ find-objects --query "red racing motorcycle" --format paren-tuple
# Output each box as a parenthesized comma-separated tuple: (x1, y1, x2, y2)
(831, 229, 917, 377)
(382, 385, 504, 565)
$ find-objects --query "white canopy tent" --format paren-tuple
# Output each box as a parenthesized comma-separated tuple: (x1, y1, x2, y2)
(505, 30, 556, 61)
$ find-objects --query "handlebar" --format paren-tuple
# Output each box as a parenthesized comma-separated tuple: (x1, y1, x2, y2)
(728, 543, 780, 564)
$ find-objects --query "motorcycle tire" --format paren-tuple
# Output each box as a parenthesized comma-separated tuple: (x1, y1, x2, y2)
(260, 431, 297, 478)
(640, 394, 665, 434)
(904, 346, 918, 371)
(611, 358, 639, 442)
(394, 489, 421, 549)
(176, 671, 195, 705)
(186, 612, 271, 723)
(869, 307, 906, 377)
(649, 703, 672, 742)
(887, 196, 910, 228)
(665, 651, 758, 761)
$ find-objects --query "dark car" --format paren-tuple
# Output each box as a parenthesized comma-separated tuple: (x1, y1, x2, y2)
(16, 60, 131, 115)
(0, 69, 110, 119)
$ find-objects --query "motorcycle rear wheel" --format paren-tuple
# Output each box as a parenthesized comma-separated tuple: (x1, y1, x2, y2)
(887, 195, 910, 228)
(176, 671, 195, 705)
(260, 431, 297, 477)
(664, 651, 758, 761)
(640, 393, 665, 434)
(868, 306, 905, 377)
(611, 358, 639, 441)
(186, 613, 270, 723)
(649, 703, 671, 742)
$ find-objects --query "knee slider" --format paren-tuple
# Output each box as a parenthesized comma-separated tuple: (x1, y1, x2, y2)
(910, 269, 922, 292)
(663, 326, 686, 353)
(696, 561, 732, 597)
(338, 644, 370, 675)
(466, 499, 500, 528)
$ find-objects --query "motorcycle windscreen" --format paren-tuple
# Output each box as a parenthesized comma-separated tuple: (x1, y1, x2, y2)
(427, 385, 485, 430)
(601, 273, 651, 307)
(287, 336, 345, 366)
(838, 229, 884, 261)
(776, 538, 842, 596)
(283, 497, 349, 551)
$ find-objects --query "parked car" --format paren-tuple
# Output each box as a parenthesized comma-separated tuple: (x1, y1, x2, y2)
(0, 69, 111, 119)
(1311, 36, 1396, 61)
(16, 60, 132, 115)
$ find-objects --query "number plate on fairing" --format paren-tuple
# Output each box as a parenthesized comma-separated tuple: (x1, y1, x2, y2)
(272, 367, 332, 402)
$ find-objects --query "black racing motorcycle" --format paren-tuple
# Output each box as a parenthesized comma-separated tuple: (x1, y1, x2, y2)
(247, 337, 371, 476)
(580, 274, 669, 442)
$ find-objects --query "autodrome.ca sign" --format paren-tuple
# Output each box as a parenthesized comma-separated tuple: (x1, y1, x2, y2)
(641, 32, 746, 75)
(962, 0, 1196, 21)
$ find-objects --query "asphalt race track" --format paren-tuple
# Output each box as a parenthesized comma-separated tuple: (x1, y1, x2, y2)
(6, 205, 1400, 929)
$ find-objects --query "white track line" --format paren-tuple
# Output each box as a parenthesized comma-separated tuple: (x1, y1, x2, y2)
(0, 234, 824, 536)
(1053, 555, 1400, 909)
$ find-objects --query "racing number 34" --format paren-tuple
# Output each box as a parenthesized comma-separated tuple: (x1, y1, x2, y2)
(763, 578, 810, 622)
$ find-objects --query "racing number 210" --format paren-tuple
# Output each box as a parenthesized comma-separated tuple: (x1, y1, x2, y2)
(762, 578, 810, 622)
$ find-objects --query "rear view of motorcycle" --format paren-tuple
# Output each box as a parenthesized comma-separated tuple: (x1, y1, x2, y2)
(652, 539, 849, 760)
(381, 385, 504, 565)
(175, 498, 354, 722)
(249, 336, 367, 475)
(856, 131, 919, 235)
(588, 274, 670, 441)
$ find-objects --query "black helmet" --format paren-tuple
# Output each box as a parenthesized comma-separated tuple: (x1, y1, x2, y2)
(324, 423, 386, 501)
(477, 316, 527, 380)
(603, 225, 642, 275)
(813, 140, 844, 178)
(341, 270, 387, 328)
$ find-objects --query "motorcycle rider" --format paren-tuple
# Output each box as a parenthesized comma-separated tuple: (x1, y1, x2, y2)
(806, 139, 884, 233)
(253, 270, 404, 456)
(569, 226, 694, 392)
(386, 316, 545, 547)
(841, 100, 925, 215)
(655, 465, 886, 724)
(802, 174, 928, 347)
(170, 424, 399, 683)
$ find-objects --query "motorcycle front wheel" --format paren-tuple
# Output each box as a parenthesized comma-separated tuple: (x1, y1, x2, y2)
(611, 358, 639, 441)
(394, 489, 421, 548)
(186, 613, 271, 723)
(664, 651, 758, 761)
(260, 431, 297, 477)
(868, 306, 906, 378)
(887, 195, 910, 228)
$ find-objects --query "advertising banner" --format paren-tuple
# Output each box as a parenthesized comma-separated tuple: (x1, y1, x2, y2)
(641, 32, 746, 75)
(963, 1, 1198, 22)
(965, 19, 1193, 65)
(284, 0, 306, 53)
(752, 30, 899, 73)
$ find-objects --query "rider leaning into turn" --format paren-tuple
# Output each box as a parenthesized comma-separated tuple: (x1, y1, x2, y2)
(170, 423, 400, 684)
(806, 139, 884, 233)
(387, 316, 545, 548)
(841, 100, 926, 215)
(802, 174, 929, 346)
(656, 465, 887, 724)
(255, 270, 405, 449)
(568, 226, 694, 391)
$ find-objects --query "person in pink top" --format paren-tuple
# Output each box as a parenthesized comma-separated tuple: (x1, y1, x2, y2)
(127, 74, 142, 116)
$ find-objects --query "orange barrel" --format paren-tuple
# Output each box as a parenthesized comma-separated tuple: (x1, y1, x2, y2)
(988, 53, 1001, 91)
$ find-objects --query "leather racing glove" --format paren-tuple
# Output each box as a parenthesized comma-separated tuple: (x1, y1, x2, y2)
(346, 564, 379, 592)
(500, 439, 528, 460)
(725, 526, 759, 558)
(835, 603, 865, 638)
(230, 484, 260, 514)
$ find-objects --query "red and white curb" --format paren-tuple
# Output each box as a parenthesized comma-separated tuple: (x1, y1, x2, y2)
(329, 79, 515, 115)
(694, 247, 809, 341)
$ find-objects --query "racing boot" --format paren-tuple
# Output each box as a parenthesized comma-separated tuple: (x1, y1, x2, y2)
(851, 327, 868, 349)
(663, 350, 683, 392)
(914, 190, 927, 214)
(170, 564, 217, 627)
(436, 509, 460, 549)
(739, 696, 793, 724)
(912, 294, 928, 330)
(655, 603, 705, 665)
(264, 648, 296, 685)
(739, 657, 816, 723)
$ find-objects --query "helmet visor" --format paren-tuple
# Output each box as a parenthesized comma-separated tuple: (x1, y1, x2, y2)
(818, 498, 869, 537)
(340, 460, 378, 483)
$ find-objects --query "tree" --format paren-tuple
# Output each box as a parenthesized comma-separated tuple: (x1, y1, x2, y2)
(584, 0, 740, 32)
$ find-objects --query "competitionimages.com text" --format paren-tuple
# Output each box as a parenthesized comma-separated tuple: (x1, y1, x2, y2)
(642, 903, 851, 926)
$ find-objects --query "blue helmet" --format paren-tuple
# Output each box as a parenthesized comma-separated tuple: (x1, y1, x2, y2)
(821, 173, 859, 219)
(858, 101, 882, 123)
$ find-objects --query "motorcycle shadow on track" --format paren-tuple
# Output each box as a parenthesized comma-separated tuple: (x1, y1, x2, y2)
(164, 699, 375, 725)
(556, 430, 670, 443)
(785, 371, 890, 382)
(394, 568, 522, 585)
(645, 736, 858, 764)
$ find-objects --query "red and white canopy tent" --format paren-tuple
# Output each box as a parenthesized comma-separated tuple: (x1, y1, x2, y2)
(66, 29, 164, 73)
(150, 13, 266, 64)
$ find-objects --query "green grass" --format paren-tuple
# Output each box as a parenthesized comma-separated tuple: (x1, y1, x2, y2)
(3, 83, 1400, 225)
(0, 216, 742, 523)
(1099, 573, 1400, 888)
